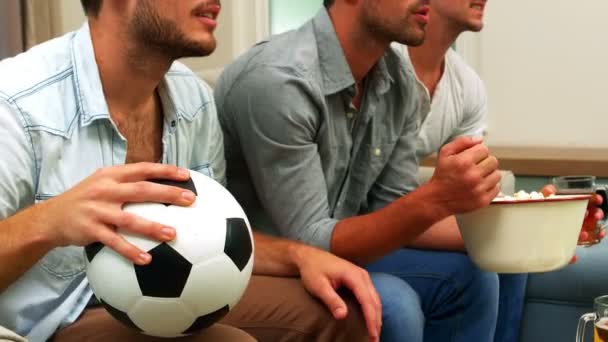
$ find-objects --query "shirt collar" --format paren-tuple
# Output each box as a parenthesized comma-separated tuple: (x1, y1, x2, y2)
(313, 9, 356, 95)
(313, 8, 394, 96)
(71, 22, 111, 126)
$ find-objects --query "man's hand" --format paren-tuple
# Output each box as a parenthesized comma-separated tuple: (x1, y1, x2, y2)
(428, 136, 501, 215)
(541, 184, 605, 245)
(39, 163, 195, 265)
(293, 245, 382, 342)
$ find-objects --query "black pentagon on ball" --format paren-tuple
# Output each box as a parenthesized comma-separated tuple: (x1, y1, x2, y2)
(134, 243, 192, 298)
(183, 305, 230, 335)
(85, 242, 105, 263)
(150, 177, 198, 206)
(100, 298, 143, 332)
(224, 218, 253, 271)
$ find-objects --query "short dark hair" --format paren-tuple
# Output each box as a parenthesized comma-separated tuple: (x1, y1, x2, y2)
(324, 0, 335, 8)
(80, 0, 103, 16)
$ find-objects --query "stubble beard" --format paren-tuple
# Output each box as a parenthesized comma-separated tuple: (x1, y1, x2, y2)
(362, 5, 426, 47)
(129, 1, 216, 61)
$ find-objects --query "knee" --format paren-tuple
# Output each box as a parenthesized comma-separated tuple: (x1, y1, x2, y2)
(466, 264, 500, 316)
(471, 267, 499, 301)
(370, 273, 424, 338)
(450, 255, 500, 300)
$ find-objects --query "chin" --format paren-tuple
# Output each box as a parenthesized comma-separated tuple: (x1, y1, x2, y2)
(401, 30, 426, 47)
(468, 20, 485, 32)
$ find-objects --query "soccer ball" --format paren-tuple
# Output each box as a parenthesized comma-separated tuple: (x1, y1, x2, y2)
(84, 170, 254, 337)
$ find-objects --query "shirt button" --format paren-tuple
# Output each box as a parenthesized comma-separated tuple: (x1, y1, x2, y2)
(346, 112, 354, 120)
(374, 148, 381, 156)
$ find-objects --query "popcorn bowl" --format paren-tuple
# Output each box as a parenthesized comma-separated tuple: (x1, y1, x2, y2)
(456, 194, 592, 273)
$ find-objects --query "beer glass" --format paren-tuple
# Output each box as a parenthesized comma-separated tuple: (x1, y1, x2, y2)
(577, 295, 608, 342)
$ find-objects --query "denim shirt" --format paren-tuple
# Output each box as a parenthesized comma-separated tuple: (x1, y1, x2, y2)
(0, 23, 225, 340)
(215, 8, 420, 251)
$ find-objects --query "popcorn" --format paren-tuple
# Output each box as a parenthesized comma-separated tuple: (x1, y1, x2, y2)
(494, 190, 555, 201)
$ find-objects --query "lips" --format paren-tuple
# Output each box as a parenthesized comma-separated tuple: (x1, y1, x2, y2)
(193, 3, 221, 30)
(470, 1, 486, 11)
(414, 4, 430, 24)
(414, 5, 430, 17)
(193, 3, 221, 21)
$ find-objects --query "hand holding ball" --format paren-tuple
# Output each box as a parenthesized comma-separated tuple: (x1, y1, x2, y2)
(85, 170, 254, 337)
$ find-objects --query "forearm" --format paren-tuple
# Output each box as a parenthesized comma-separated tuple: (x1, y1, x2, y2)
(331, 182, 451, 264)
(406, 216, 466, 252)
(251, 231, 306, 277)
(0, 204, 54, 293)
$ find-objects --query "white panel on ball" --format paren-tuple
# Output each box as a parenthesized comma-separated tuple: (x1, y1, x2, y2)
(86, 247, 142, 312)
(180, 254, 240, 315)
(129, 298, 195, 338)
(166, 203, 227, 265)
(121, 202, 176, 252)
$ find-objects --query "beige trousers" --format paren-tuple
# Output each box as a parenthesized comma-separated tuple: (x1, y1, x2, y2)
(53, 275, 369, 342)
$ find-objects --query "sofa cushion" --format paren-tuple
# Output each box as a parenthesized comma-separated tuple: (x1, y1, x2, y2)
(526, 240, 608, 304)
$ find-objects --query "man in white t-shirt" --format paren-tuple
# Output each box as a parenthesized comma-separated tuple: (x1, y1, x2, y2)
(396, 1, 527, 342)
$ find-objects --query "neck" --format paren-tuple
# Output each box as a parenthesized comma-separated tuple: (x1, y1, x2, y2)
(328, 6, 387, 83)
(408, 15, 461, 95)
(89, 17, 172, 119)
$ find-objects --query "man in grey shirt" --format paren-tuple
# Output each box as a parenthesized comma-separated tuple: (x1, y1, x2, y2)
(216, 0, 501, 341)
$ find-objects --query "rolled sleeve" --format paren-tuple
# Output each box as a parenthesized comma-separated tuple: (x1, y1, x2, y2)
(0, 101, 36, 219)
(451, 71, 488, 140)
(218, 67, 337, 250)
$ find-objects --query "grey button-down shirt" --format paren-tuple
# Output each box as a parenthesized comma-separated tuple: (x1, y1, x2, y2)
(215, 9, 420, 250)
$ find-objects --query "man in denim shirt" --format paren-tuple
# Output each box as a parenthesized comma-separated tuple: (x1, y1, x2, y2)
(0, 1, 382, 341)
(216, 0, 502, 341)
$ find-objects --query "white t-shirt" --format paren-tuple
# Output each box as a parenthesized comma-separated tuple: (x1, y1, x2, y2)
(397, 45, 488, 160)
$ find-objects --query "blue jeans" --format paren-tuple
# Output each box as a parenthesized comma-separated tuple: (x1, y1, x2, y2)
(369, 272, 424, 341)
(494, 274, 528, 342)
(366, 248, 499, 342)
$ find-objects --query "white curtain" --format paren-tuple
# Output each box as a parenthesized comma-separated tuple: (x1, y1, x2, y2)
(22, 0, 63, 49)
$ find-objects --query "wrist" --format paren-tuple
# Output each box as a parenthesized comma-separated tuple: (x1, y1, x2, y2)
(409, 181, 454, 223)
(286, 241, 309, 276)
(28, 199, 61, 250)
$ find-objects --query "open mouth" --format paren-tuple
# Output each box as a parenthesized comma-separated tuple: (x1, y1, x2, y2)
(413, 5, 430, 23)
(415, 5, 430, 17)
(470, 2, 485, 11)
(193, 4, 220, 21)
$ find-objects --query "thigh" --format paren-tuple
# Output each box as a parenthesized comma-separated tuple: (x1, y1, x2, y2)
(52, 308, 255, 342)
(369, 272, 424, 342)
(221, 275, 369, 342)
(366, 248, 494, 312)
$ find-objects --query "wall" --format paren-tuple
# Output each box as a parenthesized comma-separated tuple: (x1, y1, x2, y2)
(269, 0, 322, 34)
(459, 0, 608, 149)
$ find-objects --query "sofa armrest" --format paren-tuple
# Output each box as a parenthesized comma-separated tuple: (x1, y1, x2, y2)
(417, 166, 516, 196)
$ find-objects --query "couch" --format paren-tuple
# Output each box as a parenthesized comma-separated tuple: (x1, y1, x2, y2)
(520, 241, 607, 342)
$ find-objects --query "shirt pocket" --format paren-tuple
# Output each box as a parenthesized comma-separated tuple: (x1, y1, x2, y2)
(345, 142, 395, 207)
(34, 194, 86, 279)
(354, 143, 395, 181)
